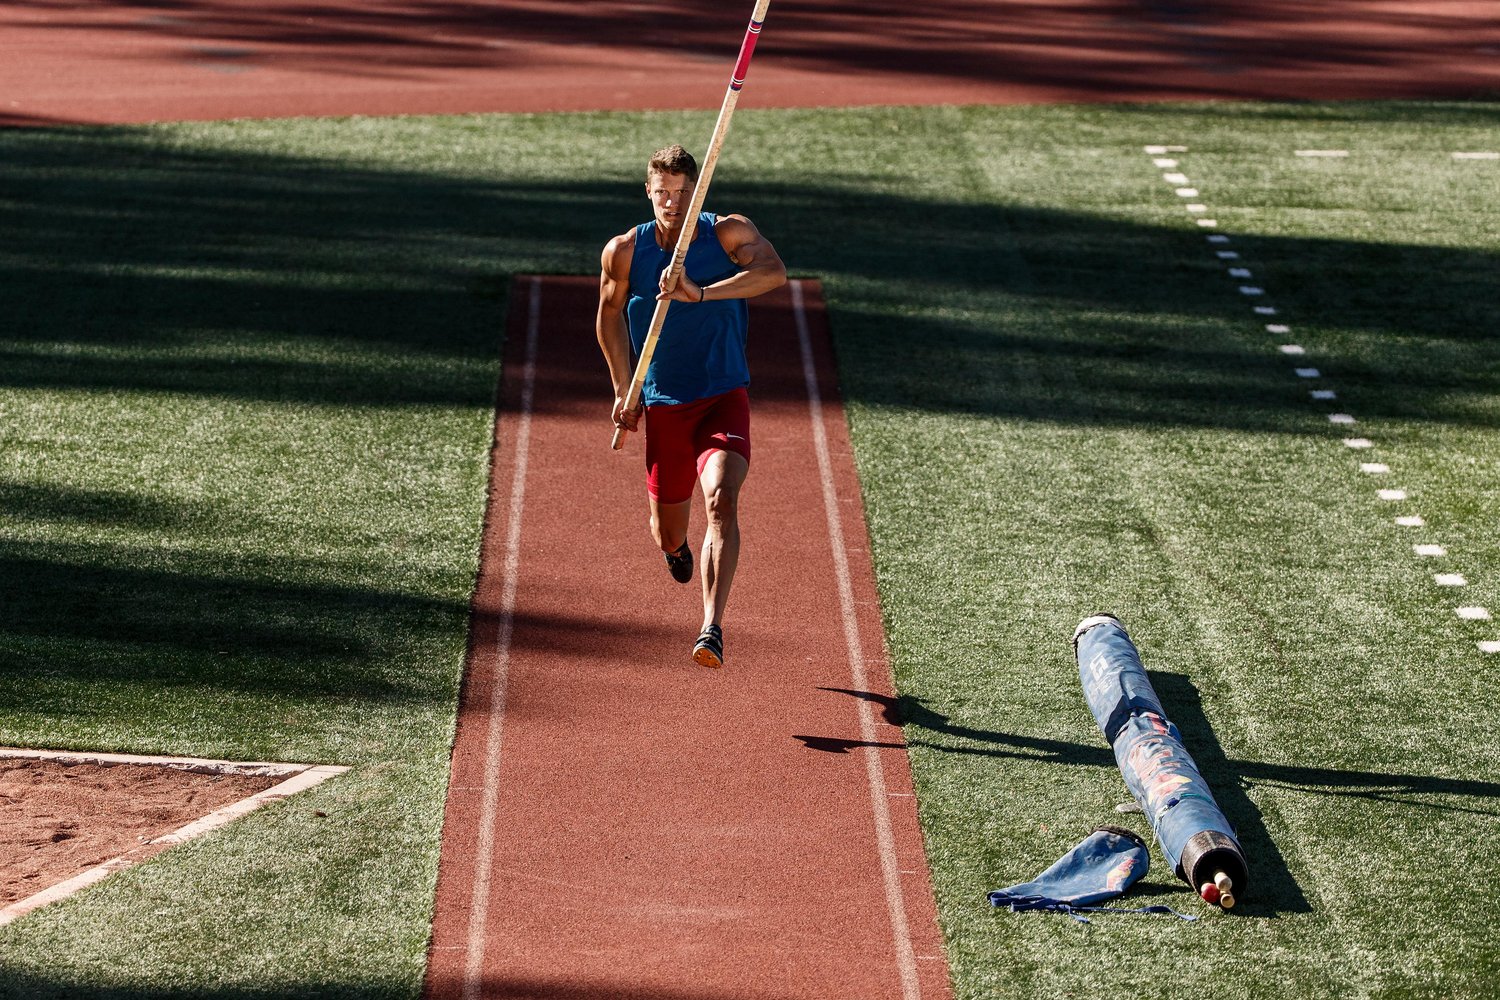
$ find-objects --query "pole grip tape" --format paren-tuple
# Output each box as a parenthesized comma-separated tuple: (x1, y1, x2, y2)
(730, 20, 763, 90)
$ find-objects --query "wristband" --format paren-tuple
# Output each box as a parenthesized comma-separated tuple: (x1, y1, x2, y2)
(699, 285, 706, 303)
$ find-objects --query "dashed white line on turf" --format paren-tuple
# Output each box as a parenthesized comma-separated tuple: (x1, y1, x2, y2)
(1146, 144, 1496, 656)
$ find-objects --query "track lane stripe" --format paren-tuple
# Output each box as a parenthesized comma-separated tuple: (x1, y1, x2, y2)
(792, 279, 922, 999)
(461, 276, 541, 1000)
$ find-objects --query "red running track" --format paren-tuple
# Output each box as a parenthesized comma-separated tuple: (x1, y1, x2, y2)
(423, 277, 952, 1000)
(3, 1, 1497, 126)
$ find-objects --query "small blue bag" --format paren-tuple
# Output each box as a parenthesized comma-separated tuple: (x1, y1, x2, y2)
(988, 826, 1193, 923)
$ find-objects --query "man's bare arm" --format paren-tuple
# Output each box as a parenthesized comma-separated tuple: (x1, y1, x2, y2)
(597, 232, 643, 430)
(656, 214, 787, 304)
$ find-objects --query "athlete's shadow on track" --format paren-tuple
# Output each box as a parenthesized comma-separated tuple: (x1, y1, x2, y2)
(802, 682, 1500, 916)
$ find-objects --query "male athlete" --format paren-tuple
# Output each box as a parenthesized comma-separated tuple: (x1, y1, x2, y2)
(596, 144, 786, 668)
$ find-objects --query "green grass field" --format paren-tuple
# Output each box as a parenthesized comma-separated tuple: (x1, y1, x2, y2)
(1, 100, 1497, 998)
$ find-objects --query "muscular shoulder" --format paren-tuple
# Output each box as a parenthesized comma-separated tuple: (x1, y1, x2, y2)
(712, 213, 759, 247)
(713, 213, 779, 269)
(601, 227, 638, 276)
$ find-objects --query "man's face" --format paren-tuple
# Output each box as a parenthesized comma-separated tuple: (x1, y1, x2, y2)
(646, 171, 695, 229)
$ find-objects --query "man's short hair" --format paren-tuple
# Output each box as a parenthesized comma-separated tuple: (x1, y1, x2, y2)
(647, 144, 699, 181)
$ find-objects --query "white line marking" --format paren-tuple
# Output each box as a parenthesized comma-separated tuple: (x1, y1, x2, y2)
(1296, 149, 1350, 157)
(1311, 390, 1337, 400)
(0, 763, 346, 927)
(1329, 413, 1356, 424)
(462, 276, 542, 1000)
(1230, 268, 1253, 278)
(1360, 463, 1390, 474)
(1153, 157, 1179, 167)
(1435, 574, 1467, 587)
(1457, 607, 1492, 621)
(1217, 250, 1240, 259)
(1254, 306, 1278, 315)
(1479, 641, 1500, 653)
(1196, 218, 1218, 227)
(1296, 368, 1321, 378)
(0, 747, 313, 777)
(1343, 438, 1373, 448)
(1396, 515, 1426, 527)
(1163, 172, 1189, 184)
(1207, 235, 1231, 244)
(792, 280, 922, 1000)
(1377, 488, 1407, 500)
(1279, 344, 1305, 355)
(1267, 324, 1291, 334)
(1453, 152, 1500, 160)
(1175, 187, 1199, 197)
(1414, 544, 1447, 557)
(1239, 286, 1264, 296)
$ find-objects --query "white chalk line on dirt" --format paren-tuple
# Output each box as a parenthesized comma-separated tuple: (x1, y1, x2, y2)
(792, 279, 925, 999)
(0, 750, 346, 927)
(460, 275, 541, 1000)
(1144, 145, 1495, 647)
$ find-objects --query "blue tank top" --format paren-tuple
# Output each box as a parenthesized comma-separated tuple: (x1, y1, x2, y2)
(627, 213, 750, 406)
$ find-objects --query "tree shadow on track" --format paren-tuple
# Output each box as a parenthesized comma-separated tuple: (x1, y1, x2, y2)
(6, 0, 1497, 102)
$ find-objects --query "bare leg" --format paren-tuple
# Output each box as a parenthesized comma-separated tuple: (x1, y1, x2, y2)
(697, 449, 749, 630)
(650, 497, 691, 554)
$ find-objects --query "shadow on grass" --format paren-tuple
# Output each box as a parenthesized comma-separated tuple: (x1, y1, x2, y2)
(0, 972, 731, 1000)
(1, 115, 1496, 740)
(816, 683, 1500, 913)
(0, 537, 465, 705)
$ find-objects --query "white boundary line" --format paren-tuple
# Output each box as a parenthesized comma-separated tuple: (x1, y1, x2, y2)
(461, 275, 541, 1000)
(0, 746, 310, 777)
(0, 753, 346, 926)
(791, 279, 922, 1000)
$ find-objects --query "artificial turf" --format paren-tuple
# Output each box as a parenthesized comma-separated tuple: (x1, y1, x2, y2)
(0, 100, 1496, 998)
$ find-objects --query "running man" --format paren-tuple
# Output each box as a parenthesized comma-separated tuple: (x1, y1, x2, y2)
(597, 143, 787, 668)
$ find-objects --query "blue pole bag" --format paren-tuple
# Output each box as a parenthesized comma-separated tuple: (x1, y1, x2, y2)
(988, 826, 1194, 923)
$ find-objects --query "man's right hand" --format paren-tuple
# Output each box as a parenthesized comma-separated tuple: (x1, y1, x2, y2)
(612, 395, 643, 433)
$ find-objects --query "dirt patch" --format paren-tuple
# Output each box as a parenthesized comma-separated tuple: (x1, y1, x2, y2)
(0, 758, 279, 907)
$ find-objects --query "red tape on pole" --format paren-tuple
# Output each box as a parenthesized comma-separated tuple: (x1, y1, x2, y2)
(731, 20, 763, 90)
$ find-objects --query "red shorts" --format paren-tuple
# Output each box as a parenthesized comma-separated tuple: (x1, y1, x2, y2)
(644, 387, 751, 503)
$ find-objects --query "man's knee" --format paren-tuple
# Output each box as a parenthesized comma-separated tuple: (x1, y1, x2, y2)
(703, 482, 739, 527)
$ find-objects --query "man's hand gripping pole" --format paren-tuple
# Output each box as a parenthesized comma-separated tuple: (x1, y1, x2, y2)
(611, 0, 772, 451)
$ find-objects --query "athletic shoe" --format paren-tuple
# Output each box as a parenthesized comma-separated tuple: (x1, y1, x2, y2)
(664, 540, 693, 584)
(692, 624, 724, 668)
